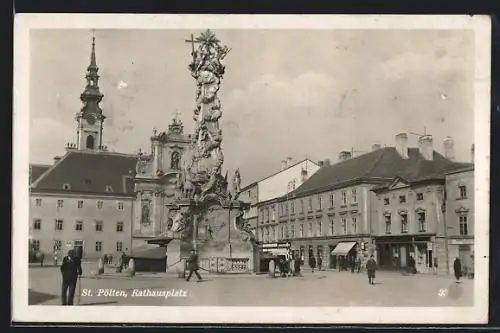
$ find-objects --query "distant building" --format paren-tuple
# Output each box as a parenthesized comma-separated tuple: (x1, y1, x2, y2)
(371, 135, 471, 274)
(262, 133, 472, 274)
(444, 165, 474, 276)
(238, 158, 321, 238)
(29, 37, 137, 260)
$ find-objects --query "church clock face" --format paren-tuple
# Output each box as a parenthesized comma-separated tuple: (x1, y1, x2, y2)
(85, 114, 96, 125)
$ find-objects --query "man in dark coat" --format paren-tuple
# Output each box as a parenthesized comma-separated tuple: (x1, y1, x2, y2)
(366, 254, 377, 285)
(60, 249, 82, 305)
(186, 249, 203, 282)
(453, 257, 462, 283)
(317, 256, 323, 271)
(309, 255, 317, 273)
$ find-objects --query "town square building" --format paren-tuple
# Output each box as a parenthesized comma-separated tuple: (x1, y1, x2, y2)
(29, 38, 137, 259)
(255, 133, 473, 275)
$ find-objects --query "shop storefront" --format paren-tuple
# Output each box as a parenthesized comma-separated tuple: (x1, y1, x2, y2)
(375, 235, 434, 273)
(257, 242, 291, 273)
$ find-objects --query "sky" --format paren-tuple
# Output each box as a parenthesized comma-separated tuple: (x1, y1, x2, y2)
(29, 29, 475, 186)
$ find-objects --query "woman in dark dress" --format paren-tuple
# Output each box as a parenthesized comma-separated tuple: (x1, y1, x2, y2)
(453, 257, 462, 283)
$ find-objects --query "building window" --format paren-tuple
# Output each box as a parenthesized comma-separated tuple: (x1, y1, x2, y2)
(32, 240, 40, 252)
(329, 193, 334, 208)
(291, 201, 295, 214)
(77, 200, 84, 208)
(259, 229, 264, 241)
(399, 195, 406, 204)
(95, 221, 103, 232)
(384, 198, 390, 205)
(95, 241, 102, 252)
(55, 219, 64, 231)
(401, 214, 408, 233)
(342, 191, 347, 205)
(75, 220, 83, 231)
(265, 228, 270, 242)
(308, 222, 313, 237)
(329, 218, 335, 235)
(97, 201, 103, 209)
(117, 241, 123, 252)
(62, 183, 71, 190)
(385, 215, 391, 234)
(300, 224, 304, 237)
(57, 200, 64, 208)
(352, 217, 357, 233)
(317, 220, 322, 236)
(352, 189, 357, 203)
(290, 225, 295, 238)
(416, 193, 424, 201)
(300, 200, 304, 213)
(417, 212, 426, 232)
(260, 209, 264, 222)
(285, 225, 289, 238)
(280, 226, 284, 239)
(33, 219, 41, 230)
(116, 221, 124, 232)
(459, 185, 467, 199)
(271, 226, 276, 241)
(271, 206, 276, 220)
(117, 201, 124, 210)
(266, 208, 270, 221)
(341, 218, 347, 234)
(35, 198, 42, 206)
(318, 195, 323, 210)
(53, 240, 62, 251)
(285, 203, 289, 215)
(459, 215, 468, 236)
(308, 198, 313, 211)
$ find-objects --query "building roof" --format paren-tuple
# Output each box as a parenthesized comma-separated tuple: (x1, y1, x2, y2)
(288, 147, 472, 198)
(240, 158, 319, 191)
(29, 164, 51, 185)
(30, 150, 137, 196)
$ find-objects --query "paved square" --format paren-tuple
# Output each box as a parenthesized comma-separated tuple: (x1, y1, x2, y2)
(29, 264, 473, 307)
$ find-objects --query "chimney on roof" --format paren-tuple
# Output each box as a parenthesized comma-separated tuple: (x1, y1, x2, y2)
(53, 156, 61, 164)
(395, 133, 409, 159)
(372, 143, 381, 152)
(281, 160, 287, 170)
(471, 144, 475, 164)
(318, 160, 324, 167)
(338, 151, 352, 162)
(418, 135, 434, 160)
(324, 158, 331, 166)
(443, 136, 455, 161)
(301, 168, 308, 183)
(287, 157, 293, 166)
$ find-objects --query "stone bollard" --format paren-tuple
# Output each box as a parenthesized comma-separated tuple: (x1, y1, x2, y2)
(126, 258, 135, 277)
(268, 259, 276, 278)
(97, 258, 104, 275)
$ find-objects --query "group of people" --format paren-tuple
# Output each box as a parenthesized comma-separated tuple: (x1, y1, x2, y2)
(102, 254, 114, 265)
(337, 255, 364, 273)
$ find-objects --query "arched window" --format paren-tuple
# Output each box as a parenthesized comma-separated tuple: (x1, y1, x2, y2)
(86, 135, 94, 149)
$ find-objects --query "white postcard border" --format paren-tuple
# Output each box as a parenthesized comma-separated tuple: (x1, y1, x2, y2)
(13, 14, 491, 324)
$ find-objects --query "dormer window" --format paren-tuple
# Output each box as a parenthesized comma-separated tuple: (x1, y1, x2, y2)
(105, 185, 113, 193)
(62, 183, 71, 190)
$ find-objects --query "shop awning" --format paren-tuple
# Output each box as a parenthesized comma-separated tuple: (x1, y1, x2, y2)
(331, 242, 357, 255)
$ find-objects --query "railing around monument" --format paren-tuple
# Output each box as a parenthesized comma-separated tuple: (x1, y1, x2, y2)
(199, 257, 251, 274)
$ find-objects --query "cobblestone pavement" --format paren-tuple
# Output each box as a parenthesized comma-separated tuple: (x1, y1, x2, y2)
(29, 264, 473, 307)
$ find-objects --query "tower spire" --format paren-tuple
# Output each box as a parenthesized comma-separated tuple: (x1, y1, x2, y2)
(75, 34, 106, 151)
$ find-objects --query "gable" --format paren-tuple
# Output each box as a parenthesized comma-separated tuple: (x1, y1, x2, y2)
(388, 177, 410, 191)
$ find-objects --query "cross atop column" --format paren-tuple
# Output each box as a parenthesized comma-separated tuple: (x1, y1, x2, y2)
(185, 33, 201, 54)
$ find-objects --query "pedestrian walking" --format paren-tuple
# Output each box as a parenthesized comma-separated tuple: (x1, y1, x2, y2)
(309, 255, 316, 273)
(109, 254, 113, 265)
(60, 249, 83, 305)
(366, 254, 377, 285)
(453, 257, 462, 283)
(350, 256, 355, 273)
(103, 254, 108, 265)
(317, 256, 323, 271)
(294, 252, 302, 276)
(186, 249, 203, 282)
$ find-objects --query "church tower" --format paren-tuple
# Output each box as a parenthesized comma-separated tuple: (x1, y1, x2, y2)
(75, 36, 106, 151)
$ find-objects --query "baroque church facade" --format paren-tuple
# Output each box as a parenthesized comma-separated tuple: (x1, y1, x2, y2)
(29, 37, 191, 260)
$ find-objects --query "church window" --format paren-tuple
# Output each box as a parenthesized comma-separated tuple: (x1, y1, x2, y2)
(86, 135, 95, 149)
